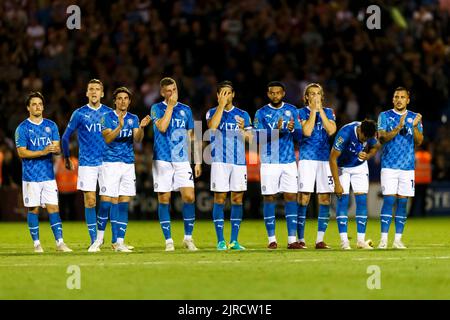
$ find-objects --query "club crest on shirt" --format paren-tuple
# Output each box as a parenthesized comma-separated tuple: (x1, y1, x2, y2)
(285, 110, 291, 117)
(336, 136, 344, 147)
(128, 119, 133, 126)
(45, 127, 51, 133)
(180, 110, 185, 117)
(407, 118, 413, 124)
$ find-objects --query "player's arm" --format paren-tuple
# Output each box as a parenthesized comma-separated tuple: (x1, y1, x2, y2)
(133, 115, 151, 143)
(62, 111, 78, 169)
(102, 113, 124, 144)
(155, 92, 177, 133)
(378, 113, 406, 144)
(318, 108, 336, 136)
(413, 113, 423, 146)
(16, 145, 57, 159)
(188, 129, 202, 178)
(329, 148, 343, 197)
(207, 91, 228, 129)
(301, 110, 316, 137)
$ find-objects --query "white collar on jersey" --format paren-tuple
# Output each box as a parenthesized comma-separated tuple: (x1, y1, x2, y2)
(162, 101, 179, 107)
(114, 110, 128, 118)
(223, 106, 235, 113)
(87, 103, 103, 111)
(392, 108, 408, 116)
(27, 118, 43, 126)
(268, 102, 284, 110)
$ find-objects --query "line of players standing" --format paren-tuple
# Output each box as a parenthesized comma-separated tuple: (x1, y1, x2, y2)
(15, 77, 423, 253)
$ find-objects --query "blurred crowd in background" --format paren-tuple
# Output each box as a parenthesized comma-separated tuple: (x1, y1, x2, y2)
(0, 0, 449, 217)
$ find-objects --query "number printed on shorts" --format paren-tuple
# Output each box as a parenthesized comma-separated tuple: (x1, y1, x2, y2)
(189, 172, 193, 181)
(411, 179, 415, 189)
(328, 176, 333, 185)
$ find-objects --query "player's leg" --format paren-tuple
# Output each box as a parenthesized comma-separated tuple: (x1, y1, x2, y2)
(336, 168, 351, 249)
(43, 180, 72, 252)
(153, 160, 175, 250)
(350, 163, 372, 249)
(210, 162, 230, 250)
(78, 166, 100, 245)
(23, 181, 43, 252)
(114, 196, 132, 252)
(229, 164, 247, 250)
(229, 192, 245, 250)
(281, 162, 300, 248)
(378, 169, 399, 248)
(315, 161, 334, 249)
(393, 170, 415, 249)
(260, 163, 282, 248)
(297, 160, 317, 247)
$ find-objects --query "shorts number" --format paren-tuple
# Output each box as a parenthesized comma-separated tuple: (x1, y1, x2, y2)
(411, 180, 415, 189)
(328, 176, 334, 185)
(189, 172, 193, 181)
(244, 174, 247, 183)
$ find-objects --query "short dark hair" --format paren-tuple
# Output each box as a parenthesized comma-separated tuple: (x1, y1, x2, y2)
(217, 80, 234, 93)
(360, 119, 377, 138)
(113, 87, 132, 101)
(87, 79, 103, 89)
(394, 86, 410, 97)
(26, 91, 45, 107)
(267, 81, 285, 91)
(160, 77, 175, 88)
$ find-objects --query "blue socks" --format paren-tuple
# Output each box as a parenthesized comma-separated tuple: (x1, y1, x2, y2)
(85, 207, 97, 244)
(380, 196, 395, 233)
(27, 213, 39, 242)
(355, 194, 368, 234)
(158, 203, 171, 240)
(336, 195, 349, 234)
(116, 202, 129, 241)
(230, 204, 243, 243)
(182, 203, 195, 236)
(395, 198, 408, 234)
(110, 203, 119, 244)
(285, 201, 298, 237)
(263, 202, 276, 237)
(297, 204, 307, 240)
(318, 204, 330, 232)
(212, 203, 225, 242)
(97, 202, 111, 232)
(49, 212, 63, 241)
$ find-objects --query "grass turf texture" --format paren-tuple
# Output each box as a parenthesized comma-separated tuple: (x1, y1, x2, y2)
(0, 218, 449, 299)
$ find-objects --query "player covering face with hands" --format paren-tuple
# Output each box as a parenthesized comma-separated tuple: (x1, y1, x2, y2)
(88, 87, 151, 253)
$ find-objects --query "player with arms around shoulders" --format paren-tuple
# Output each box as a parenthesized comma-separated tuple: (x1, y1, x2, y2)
(206, 81, 253, 250)
(15, 92, 72, 253)
(151, 77, 202, 251)
(253, 81, 303, 249)
(329, 119, 380, 250)
(89, 87, 151, 252)
(297, 83, 337, 249)
(61, 79, 112, 249)
(377, 87, 423, 249)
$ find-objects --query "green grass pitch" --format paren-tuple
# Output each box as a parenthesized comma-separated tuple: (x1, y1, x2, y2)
(1, 218, 449, 299)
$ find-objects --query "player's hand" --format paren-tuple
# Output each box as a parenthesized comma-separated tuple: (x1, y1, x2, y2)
(64, 157, 74, 170)
(398, 113, 407, 129)
(277, 117, 283, 130)
(167, 90, 178, 108)
(335, 183, 344, 198)
(358, 151, 368, 161)
(287, 117, 295, 131)
(194, 164, 202, 178)
(413, 113, 422, 127)
(43, 144, 59, 155)
(235, 116, 244, 130)
(313, 95, 322, 111)
(139, 115, 151, 128)
(218, 90, 228, 108)
(118, 111, 125, 128)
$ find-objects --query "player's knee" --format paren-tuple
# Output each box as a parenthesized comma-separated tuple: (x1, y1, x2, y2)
(182, 193, 195, 204)
(46, 204, 59, 213)
(158, 193, 171, 204)
(299, 193, 310, 205)
(29, 207, 39, 214)
(318, 194, 331, 205)
(264, 195, 275, 203)
(231, 192, 243, 205)
(284, 193, 296, 202)
(84, 195, 96, 208)
(214, 193, 227, 205)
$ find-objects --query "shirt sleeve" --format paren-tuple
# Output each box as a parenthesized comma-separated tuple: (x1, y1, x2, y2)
(205, 108, 215, 121)
(101, 114, 113, 131)
(132, 115, 139, 129)
(326, 108, 336, 121)
(368, 137, 378, 148)
(15, 125, 27, 148)
(377, 112, 387, 131)
(51, 122, 60, 141)
(150, 104, 163, 122)
(66, 110, 80, 130)
(243, 111, 252, 130)
(253, 110, 263, 130)
(187, 108, 194, 130)
(298, 108, 307, 122)
(333, 129, 347, 152)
